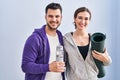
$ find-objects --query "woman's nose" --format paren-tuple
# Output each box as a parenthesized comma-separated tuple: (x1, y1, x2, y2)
(81, 19, 85, 24)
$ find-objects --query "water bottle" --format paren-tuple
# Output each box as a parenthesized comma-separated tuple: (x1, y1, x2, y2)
(56, 44, 64, 62)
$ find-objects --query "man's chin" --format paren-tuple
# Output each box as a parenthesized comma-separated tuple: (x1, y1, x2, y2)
(49, 26, 57, 30)
(51, 27, 58, 30)
(47, 24, 59, 30)
(51, 25, 58, 28)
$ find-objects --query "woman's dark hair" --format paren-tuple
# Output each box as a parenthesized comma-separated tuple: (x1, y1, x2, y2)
(45, 2, 62, 14)
(74, 7, 91, 28)
(74, 7, 91, 20)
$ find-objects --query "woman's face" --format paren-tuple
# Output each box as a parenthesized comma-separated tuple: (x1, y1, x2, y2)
(74, 11, 90, 30)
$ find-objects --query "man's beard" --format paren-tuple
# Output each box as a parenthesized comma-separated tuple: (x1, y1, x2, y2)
(47, 23, 60, 30)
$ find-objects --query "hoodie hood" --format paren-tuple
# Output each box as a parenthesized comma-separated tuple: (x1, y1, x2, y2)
(33, 25, 47, 39)
(34, 25, 63, 45)
(63, 32, 75, 46)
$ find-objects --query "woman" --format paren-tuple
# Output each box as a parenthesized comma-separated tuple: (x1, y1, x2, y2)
(63, 7, 112, 80)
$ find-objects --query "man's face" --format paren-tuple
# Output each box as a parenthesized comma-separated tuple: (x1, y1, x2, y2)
(45, 9, 62, 30)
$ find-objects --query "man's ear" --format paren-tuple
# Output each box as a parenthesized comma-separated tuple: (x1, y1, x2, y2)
(45, 15, 47, 20)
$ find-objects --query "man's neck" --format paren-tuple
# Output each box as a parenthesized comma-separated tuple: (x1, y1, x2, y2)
(45, 26, 57, 36)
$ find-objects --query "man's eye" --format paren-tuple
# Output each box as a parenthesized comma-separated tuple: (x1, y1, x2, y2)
(48, 15, 53, 18)
(56, 15, 60, 18)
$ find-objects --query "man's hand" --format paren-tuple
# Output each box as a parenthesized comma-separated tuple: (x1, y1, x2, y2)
(49, 61, 65, 72)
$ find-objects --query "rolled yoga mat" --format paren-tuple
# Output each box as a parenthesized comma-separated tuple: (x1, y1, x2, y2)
(91, 32, 106, 78)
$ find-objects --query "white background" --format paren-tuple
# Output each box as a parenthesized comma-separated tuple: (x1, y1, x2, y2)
(0, 0, 119, 80)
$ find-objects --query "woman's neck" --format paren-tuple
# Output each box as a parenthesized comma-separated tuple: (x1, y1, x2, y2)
(73, 29, 88, 37)
(73, 30, 89, 46)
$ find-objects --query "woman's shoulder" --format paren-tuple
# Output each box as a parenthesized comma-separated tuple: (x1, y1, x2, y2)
(64, 32, 72, 38)
(63, 32, 73, 42)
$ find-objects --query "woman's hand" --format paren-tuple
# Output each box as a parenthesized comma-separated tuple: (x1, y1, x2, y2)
(92, 48, 110, 63)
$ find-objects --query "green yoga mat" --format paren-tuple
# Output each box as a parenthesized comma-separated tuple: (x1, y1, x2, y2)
(91, 32, 106, 78)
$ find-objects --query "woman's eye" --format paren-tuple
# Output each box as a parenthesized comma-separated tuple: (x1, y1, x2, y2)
(85, 17, 89, 20)
(78, 16, 82, 19)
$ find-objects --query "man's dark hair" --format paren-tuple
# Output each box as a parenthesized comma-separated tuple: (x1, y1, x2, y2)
(45, 2, 62, 14)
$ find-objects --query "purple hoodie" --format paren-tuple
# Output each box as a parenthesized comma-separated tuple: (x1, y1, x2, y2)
(21, 25, 65, 80)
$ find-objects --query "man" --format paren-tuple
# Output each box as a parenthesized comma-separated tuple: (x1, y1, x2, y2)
(21, 2, 65, 80)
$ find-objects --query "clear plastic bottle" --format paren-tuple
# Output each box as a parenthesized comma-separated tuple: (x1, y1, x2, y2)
(56, 44, 64, 62)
